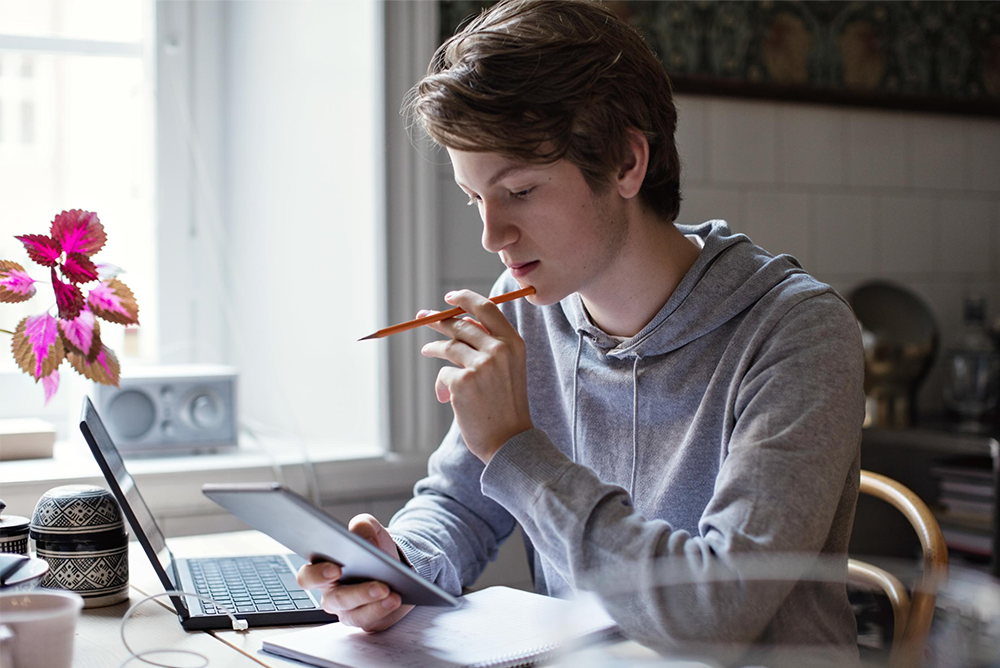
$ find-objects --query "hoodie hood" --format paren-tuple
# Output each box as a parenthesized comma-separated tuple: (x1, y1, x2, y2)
(560, 220, 811, 358)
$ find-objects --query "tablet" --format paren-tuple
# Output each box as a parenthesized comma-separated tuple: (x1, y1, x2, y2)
(202, 482, 459, 607)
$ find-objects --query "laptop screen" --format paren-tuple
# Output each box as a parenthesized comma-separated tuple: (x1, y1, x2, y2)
(80, 397, 178, 592)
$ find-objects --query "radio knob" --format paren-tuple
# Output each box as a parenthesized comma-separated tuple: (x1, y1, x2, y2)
(190, 394, 220, 428)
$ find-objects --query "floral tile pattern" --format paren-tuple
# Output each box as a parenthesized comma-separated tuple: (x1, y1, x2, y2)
(438, 1, 1000, 115)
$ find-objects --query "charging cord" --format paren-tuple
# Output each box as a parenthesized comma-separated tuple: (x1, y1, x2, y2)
(118, 590, 249, 668)
(240, 416, 322, 507)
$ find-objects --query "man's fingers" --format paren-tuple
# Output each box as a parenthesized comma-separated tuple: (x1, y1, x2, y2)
(434, 366, 467, 404)
(322, 581, 392, 613)
(461, 316, 490, 335)
(443, 290, 517, 338)
(349, 513, 393, 552)
(297, 513, 411, 632)
(296, 561, 342, 589)
(349, 515, 379, 544)
(338, 597, 411, 633)
(421, 337, 480, 368)
(348, 513, 402, 559)
(423, 313, 492, 348)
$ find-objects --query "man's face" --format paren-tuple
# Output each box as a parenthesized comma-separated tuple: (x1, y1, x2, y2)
(448, 148, 629, 306)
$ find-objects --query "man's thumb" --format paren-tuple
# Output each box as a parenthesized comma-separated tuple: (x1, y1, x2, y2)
(348, 513, 382, 545)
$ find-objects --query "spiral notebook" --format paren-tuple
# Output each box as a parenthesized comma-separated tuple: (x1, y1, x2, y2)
(261, 586, 620, 668)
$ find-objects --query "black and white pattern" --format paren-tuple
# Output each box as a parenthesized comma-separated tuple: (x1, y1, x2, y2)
(0, 535, 28, 555)
(36, 546, 129, 598)
(30, 484, 130, 607)
(31, 485, 123, 535)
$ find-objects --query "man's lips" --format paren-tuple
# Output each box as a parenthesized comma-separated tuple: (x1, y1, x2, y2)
(507, 261, 539, 278)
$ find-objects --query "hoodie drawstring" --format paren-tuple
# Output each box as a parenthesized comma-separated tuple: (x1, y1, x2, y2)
(572, 332, 640, 500)
(630, 353, 641, 499)
(571, 332, 584, 463)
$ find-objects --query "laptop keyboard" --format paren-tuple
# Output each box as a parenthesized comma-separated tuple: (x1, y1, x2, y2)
(190, 555, 318, 615)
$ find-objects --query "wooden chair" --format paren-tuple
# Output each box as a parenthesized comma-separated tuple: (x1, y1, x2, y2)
(848, 470, 949, 668)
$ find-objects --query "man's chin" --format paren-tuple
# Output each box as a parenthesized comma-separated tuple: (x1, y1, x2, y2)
(523, 287, 567, 307)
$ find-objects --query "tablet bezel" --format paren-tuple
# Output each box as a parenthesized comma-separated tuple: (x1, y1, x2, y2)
(201, 482, 459, 607)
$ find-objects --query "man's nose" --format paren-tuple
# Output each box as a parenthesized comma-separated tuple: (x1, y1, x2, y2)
(480, 204, 517, 254)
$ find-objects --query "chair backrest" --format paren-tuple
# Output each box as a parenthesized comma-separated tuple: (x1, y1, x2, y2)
(848, 470, 949, 668)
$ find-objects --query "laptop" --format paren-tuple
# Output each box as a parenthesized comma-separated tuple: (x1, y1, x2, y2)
(79, 396, 337, 630)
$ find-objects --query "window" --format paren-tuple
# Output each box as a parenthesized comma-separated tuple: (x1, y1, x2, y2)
(0, 1, 154, 435)
(182, 0, 386, 451)
(18, 98, 32, 143)
(1, 0, 395, 457)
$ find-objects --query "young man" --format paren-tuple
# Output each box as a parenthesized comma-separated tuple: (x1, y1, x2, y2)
(299, 1, 864, 664)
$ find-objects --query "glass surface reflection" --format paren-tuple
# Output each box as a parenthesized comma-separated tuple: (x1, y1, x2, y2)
(514, 554, 1000, 668)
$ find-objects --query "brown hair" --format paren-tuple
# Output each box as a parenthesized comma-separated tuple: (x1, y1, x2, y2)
(408, 0, 681, 222)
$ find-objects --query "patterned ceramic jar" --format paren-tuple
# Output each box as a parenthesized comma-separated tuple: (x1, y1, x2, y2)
(0, 500, 30, 555)
(29, 485, 129, 608)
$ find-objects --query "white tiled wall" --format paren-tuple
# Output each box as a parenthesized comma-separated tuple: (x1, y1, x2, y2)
(435, 94, 1000, 417)
(673, 95, 1000, 415)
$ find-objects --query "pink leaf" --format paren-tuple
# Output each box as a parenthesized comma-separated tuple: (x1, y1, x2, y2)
(41, 369, 60, 404)
(12, 314, 65, 380)
(15, 234, 61, 268)
(67, 344, 119, 387)
(0, 260, 37, 303)
(59, 308, 97, 358)
(50, 210, 106, 257)
(51, 268, 84, 320)
(87, 278, 139, 325)
(61, 252, 99, 284)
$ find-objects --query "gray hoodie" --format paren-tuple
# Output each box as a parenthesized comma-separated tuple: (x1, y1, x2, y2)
(389, 220, 864, 665)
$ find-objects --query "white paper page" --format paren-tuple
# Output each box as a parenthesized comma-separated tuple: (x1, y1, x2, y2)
(263, 586, 618, 668)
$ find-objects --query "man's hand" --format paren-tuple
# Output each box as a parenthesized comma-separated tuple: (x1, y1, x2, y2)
(418, 289, 534, 464)
(295, 514, 413, 632)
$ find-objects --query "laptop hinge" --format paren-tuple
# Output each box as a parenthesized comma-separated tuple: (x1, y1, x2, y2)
(169, 559, 191, 616)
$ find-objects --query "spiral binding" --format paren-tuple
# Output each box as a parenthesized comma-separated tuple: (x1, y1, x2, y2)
(470, 641, 559, 668)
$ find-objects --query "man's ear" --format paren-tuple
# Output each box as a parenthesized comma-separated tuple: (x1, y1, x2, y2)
(616, 128, 649, 200)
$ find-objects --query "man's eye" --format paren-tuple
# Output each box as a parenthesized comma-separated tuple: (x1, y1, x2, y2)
(511, 188, 534, 199)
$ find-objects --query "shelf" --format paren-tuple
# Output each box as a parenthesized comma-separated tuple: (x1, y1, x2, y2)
(862, 425, 999, 458)
(859, 426, 1000, 578)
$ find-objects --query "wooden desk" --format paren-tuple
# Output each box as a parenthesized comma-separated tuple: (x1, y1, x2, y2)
(75, 530, 662, 668)
(75, 530, 314, 667)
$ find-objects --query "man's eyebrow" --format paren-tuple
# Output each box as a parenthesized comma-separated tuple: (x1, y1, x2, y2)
(487, 164, 529, 187)
(455, 164, 529, 191)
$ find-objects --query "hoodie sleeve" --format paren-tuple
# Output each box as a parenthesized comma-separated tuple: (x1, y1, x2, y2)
(479, 292, 864, 660)
(387, 411, 520, 596)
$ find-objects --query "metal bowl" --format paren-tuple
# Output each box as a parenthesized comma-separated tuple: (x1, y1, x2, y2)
(848, 280, 938, 428)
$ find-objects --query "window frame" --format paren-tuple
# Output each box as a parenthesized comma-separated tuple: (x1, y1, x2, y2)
(2, 1, 446, 464)
(381, 0, 448, 457)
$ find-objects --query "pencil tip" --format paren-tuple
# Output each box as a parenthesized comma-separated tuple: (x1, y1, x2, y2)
(358, 333, 378, 341)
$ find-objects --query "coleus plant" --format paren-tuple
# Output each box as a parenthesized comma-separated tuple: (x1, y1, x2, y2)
(0, 210, 139, 404)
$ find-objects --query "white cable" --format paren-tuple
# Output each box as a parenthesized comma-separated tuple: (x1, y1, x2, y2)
(239, 420, 289, 491)
(240, 416, 323, 506)
(118, 590, 249, 668)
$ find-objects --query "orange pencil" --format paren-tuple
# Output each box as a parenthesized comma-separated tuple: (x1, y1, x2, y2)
(358, 286, 535, 341)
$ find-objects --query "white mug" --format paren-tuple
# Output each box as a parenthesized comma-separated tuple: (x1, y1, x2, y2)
(0, 590, 83, 668)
